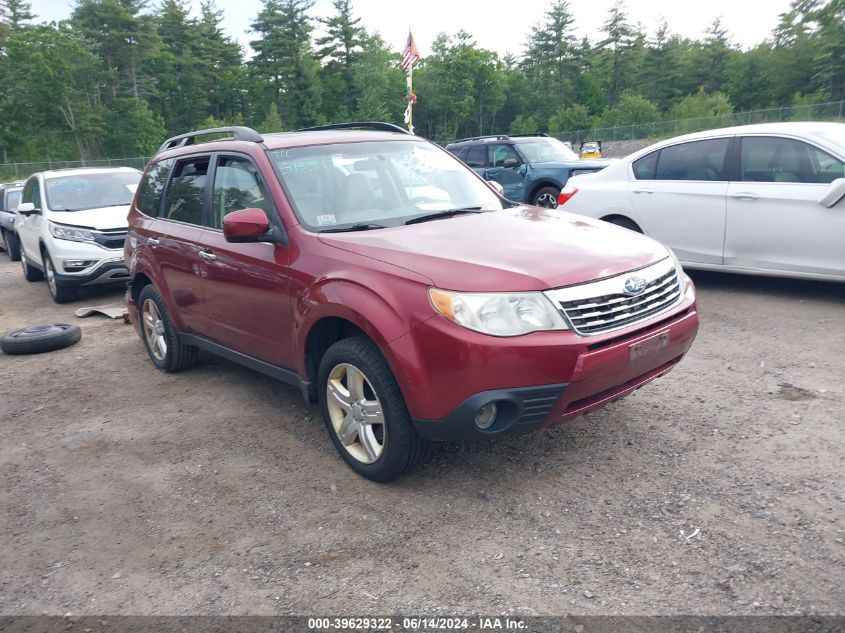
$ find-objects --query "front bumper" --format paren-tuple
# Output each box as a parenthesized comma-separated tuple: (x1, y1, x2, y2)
(402, 279, 699, 441)
(53, 258, 130, 288)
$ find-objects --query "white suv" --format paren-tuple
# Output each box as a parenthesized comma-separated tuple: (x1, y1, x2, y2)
(16, 167, 142, 303)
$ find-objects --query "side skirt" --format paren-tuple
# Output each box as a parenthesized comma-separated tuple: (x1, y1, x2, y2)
(178, 332, 313, 403)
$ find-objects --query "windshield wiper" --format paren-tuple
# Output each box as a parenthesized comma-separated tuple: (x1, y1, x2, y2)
(320, 223, 388, 233)
(404, 207, 484, 225)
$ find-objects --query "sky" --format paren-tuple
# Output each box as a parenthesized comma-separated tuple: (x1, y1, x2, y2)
(28, 0, 794, 57)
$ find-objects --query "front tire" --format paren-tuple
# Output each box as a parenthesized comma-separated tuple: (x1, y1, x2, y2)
(604, 216, 643, 233)
(318, 336, 429, 482)
(137, 285, 197, 372)
(43, 251, 78, 304)
(532, 186, 560, 208)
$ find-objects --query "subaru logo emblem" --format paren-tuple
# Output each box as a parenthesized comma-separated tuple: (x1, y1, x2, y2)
(623, 276, 647, 295)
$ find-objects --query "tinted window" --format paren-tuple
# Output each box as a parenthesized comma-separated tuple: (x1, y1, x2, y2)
(455, 147, 468, 161)
(740, 136, 845, 184)
(211, 156, 273, 229)
(490, 144, 521, 167)
(22, 178, 41, 208)
(136, 159, 173, 217)
(655, 138, 730, 181)
(632, 151, 658, 180)
(465, 145, 487, 168)
(163, 156, 209, 225)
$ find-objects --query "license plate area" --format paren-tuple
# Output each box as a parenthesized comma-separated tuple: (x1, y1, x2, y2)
(629, 331, 669, 361)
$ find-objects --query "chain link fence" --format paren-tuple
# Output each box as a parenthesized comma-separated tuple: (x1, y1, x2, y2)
(554, 100, 845, 145)
(0, 156, 149, 183)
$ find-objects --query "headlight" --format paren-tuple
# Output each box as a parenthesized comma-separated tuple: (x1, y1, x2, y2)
(666, 247, 686, 279)
(49, 222, 96, 243)
(429, 288, 569, 336)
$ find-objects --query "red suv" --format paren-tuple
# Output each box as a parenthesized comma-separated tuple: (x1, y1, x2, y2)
(125, 123, 699, 481)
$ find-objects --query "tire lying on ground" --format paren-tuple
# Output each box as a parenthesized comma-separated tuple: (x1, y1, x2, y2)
(0, 323, 82, 355)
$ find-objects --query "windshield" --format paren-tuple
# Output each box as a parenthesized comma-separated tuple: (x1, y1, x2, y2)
(269, 140, 505, 231)
(45, 171, 141, 212)
(517, 138, 580, 163)
(6, 188, 21, 211)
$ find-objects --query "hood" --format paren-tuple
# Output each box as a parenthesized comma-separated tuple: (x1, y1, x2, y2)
(47, 205, 130, 231)
(318, 207, 669, 292)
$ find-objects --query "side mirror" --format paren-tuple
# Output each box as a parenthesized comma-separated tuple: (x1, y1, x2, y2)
(17, 202, 37, 216)
(819, 178, 845, 208)
(502, 158, 519, 168)
(222, 208, 276, 243)
(487, 181, 504, 196)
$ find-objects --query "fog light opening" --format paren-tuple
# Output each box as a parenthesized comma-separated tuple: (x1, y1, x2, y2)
(474, 402, 498, 430)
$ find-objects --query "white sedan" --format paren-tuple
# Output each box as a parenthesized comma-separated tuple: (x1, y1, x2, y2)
(558, 122, 845, 282)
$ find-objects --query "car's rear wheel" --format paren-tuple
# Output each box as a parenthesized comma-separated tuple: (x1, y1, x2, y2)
(532, 186, 559, 208)
(604, 216, 643, 233)
(21, 253, 44, 282)
(5, 230, 21, 261)
(319, 336, 429, 482)
(43, 251, 78, 304)
(138, 285, 197, 372)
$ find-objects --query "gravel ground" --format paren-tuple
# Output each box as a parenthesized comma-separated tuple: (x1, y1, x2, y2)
(0, 255, 842, 616)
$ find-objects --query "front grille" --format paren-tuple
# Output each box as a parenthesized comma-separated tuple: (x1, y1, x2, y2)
(93, 230, 127, 250)
(545, 259, 683, 335)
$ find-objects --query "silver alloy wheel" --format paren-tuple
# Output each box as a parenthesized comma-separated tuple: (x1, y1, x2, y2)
(141, 298, 167, 361)
(326, 363, 385, 464)
(44, 256, 56, 296)
(535, 191, 558, 208)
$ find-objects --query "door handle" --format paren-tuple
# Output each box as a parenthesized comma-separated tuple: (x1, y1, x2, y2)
(730, 192, 759, 200)
(147, 237, 160, 246)
(632, 188, 655, 194)
(198, 250, 217, 261)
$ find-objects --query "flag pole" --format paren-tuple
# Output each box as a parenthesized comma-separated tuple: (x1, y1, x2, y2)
(408, 62, 414, 134)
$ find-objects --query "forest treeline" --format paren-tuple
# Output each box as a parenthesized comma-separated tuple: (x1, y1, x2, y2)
(0, 0, 843, 162)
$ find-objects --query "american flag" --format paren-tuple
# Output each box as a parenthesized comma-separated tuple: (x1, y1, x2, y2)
(401, 30, 420, 70)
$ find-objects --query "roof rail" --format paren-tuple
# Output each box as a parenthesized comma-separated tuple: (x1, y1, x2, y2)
(510, 133, 550, 138)
(451, 134, 510, 144)
(158, 126, 264, 153)
(295, 121, 411, 135)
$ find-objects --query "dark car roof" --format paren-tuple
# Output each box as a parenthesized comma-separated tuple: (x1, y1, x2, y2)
(445, 135, 550, 150)
(154, 129, 419, 163)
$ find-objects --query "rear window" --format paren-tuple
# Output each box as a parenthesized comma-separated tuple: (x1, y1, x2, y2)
(465, 146, 486, 168)
(654, 138, 730, 181)
(4, 188, 22, 211)
(136, 159, 173, 217)
(632, 151, 658, 180)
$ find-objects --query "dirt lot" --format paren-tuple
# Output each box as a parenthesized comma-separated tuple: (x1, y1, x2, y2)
(0, 255, 842, 617)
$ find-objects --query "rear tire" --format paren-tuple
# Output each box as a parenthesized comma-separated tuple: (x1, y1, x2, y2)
(43, 251, 78, 304)
(532, 186, 560, 208)
(318, 335, 430, 482)
(6, 230, 21, 261)
(21, 253, 44, 282)
(604, 216, 643, 233)
(137, 284, 197, 372)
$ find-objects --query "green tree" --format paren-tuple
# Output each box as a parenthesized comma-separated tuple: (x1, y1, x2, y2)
(103, 97, 166, 156)
(522, 0, 577, 116)
(547, 103, 591, 132)
(71, 0, 160, 100)
(600, 91, 660, 127)
(316, 0, 364, 121)
(597, 0, 636, 107)
(0, 0, 36, 29)
(250, 0, 321, 129)
(352, 32, 404, 123)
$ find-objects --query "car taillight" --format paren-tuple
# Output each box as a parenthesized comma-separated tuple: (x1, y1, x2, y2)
(557, 185, 578, 206)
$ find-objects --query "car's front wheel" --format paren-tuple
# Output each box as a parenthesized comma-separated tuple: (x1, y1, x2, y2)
(21, 253, 44, 282)
(137, 284, 197, 372)
(5, 230, 21, 261)
(532, 186, 560, 208)
(43, 251, 78, 304)
(319, 336, 429, 482)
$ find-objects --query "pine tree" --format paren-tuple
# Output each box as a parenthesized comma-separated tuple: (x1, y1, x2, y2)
(0, 0, 36, 29)
(316, 0, 364, 120)
(598, 0, 635, 107)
